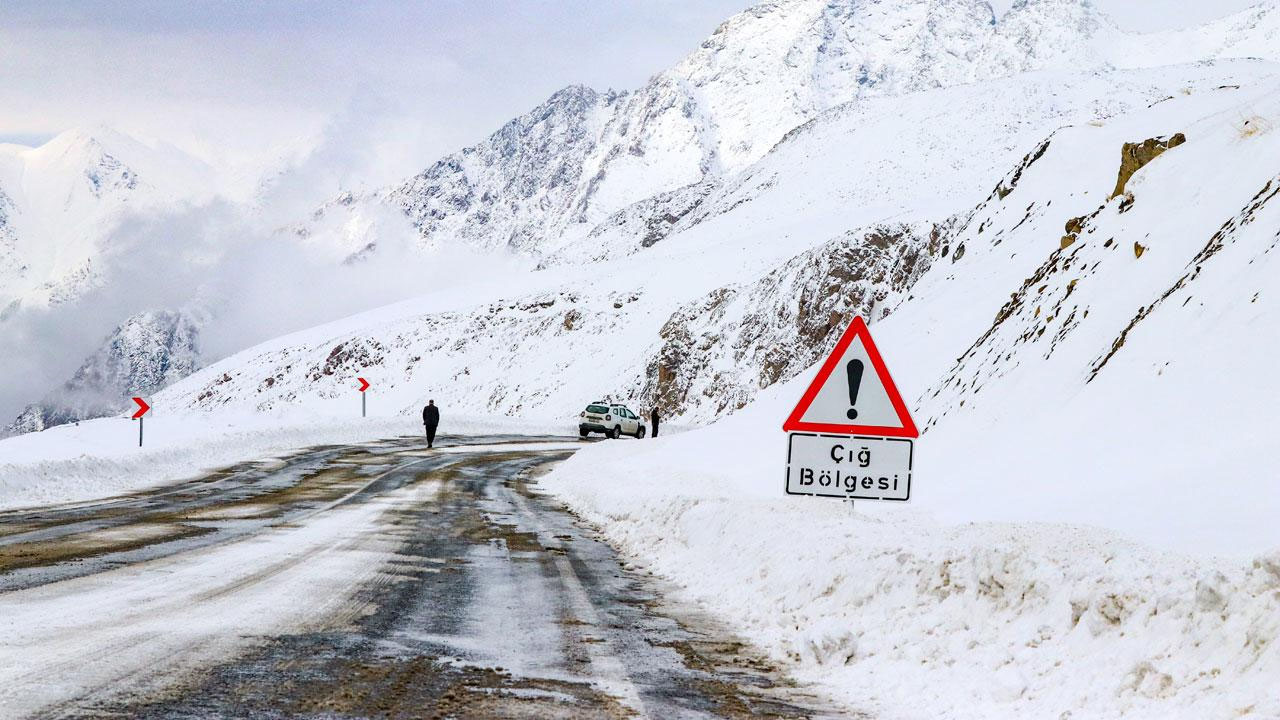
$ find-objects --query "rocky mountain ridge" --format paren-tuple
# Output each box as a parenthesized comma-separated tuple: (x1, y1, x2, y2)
(298, 0, 1280, 263)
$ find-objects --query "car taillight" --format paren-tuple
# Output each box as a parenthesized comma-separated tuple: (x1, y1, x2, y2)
(605, 415, 611, 421)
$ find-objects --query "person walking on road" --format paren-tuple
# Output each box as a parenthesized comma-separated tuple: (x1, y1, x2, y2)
(423, 400, 440, 448)
(650, 406, 660, 438)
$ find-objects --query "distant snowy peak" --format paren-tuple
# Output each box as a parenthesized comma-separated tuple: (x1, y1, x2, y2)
(3, 126, 219, 213)
(0, 128, 219, 310)
(2, 129, 150, 215)
(6, 309, 202, 435)
(378, 85, 617, 252)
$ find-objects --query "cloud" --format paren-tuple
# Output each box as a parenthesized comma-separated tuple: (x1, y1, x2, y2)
(251, 87, 441, 224)
(0, 176, 533, 421)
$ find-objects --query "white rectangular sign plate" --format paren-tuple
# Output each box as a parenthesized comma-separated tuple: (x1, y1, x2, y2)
(785, 432, 913, 501)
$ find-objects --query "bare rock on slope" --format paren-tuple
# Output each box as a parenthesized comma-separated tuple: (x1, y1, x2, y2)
(1110, 133, 1186, 198)
(640, 222, 945, 420)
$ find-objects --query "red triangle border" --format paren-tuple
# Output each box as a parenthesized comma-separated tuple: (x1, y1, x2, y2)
(782, 316, 919, 438)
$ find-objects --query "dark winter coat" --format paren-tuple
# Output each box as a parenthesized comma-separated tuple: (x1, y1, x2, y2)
(423, 405, 440, 427)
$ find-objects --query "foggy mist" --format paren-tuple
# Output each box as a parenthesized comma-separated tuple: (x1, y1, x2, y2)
(0, 188, 533, 421)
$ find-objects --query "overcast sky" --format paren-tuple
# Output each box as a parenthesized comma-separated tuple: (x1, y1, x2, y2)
(0, 0, 1265, 189)
(0, 1, 755, 188)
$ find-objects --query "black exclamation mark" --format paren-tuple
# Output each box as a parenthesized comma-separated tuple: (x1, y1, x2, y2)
(846, 359, 864, 420)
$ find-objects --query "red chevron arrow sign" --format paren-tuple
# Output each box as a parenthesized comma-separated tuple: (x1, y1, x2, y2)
(131, 397, 150, 447)
(357, 377, 370, 418)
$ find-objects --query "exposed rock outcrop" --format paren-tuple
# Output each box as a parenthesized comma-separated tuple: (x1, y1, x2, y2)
(1110, 133, 1186, 198)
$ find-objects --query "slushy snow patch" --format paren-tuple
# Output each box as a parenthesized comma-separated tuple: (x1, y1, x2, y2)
(0, 409, 571, 511)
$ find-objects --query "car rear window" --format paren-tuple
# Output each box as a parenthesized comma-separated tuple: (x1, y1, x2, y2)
(586, 404, 609, 414)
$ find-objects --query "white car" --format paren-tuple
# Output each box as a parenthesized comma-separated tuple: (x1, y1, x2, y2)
(579, 402, 646, 439)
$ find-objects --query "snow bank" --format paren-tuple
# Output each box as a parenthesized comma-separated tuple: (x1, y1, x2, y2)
(540, 396, 1280, 719)
(0, 409, 571, 511)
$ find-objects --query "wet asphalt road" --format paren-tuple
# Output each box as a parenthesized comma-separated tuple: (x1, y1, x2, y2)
(0, 435, 846, 719)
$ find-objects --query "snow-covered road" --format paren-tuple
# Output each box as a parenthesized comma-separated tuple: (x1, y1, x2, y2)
(0, 435, 842, 718)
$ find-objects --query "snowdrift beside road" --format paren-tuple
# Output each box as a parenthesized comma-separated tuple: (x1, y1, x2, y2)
(540, 387, 1280, 720)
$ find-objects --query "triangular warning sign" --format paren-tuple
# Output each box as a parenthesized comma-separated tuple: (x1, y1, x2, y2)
(783, 317, 918, 438)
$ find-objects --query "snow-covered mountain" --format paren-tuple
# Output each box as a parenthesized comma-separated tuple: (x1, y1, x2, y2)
(905, 76, 1280, 466)
(297, 0, 1280, 262)
(9, 0, 1280, 438)
(155, 60, 1279, 427)
(6, 309, 201, 435)
(0, 128, 218, 312)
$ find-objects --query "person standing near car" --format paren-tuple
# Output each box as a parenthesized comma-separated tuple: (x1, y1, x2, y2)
(422, 400, 440, 448)
(650, 406, 660, 438)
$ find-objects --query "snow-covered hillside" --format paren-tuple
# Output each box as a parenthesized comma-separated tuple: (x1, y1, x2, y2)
(534, 62, 1280, 720)
(896, 77, 1280, 552)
